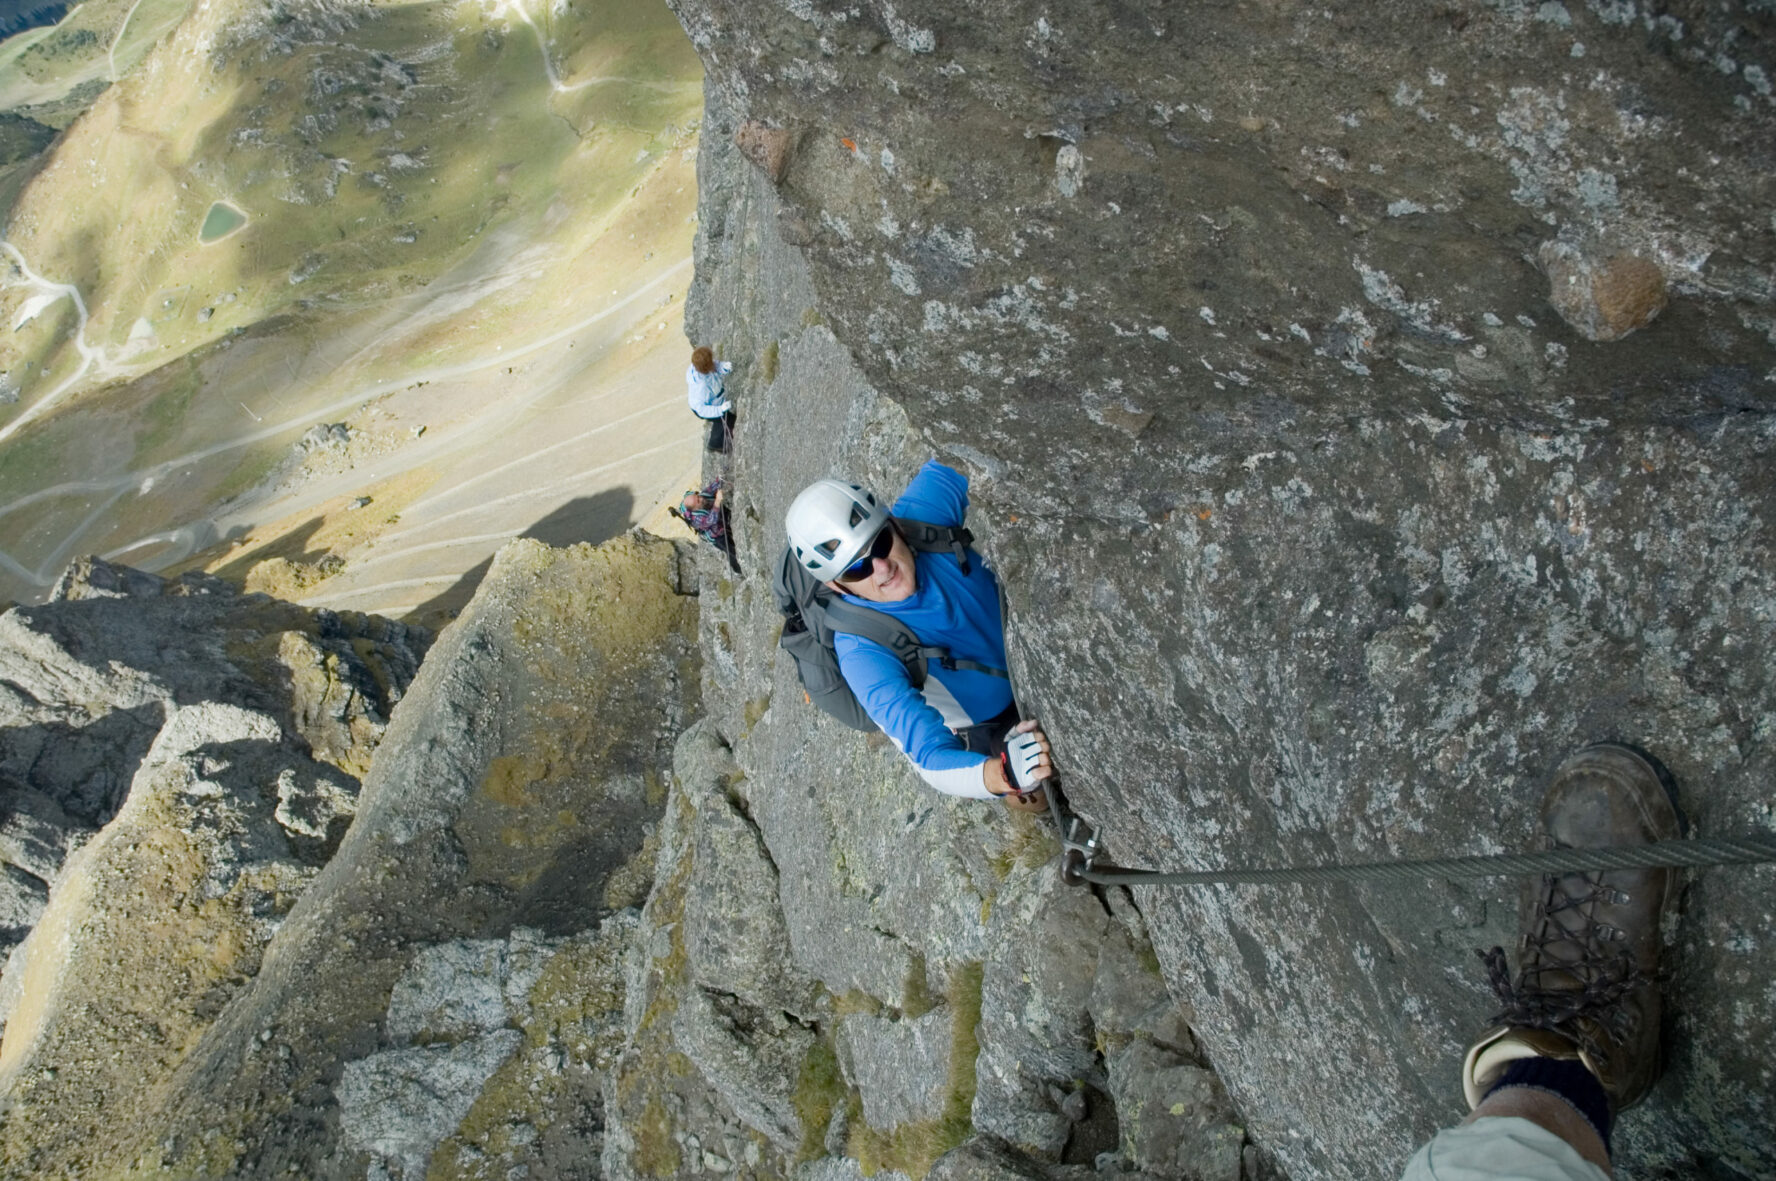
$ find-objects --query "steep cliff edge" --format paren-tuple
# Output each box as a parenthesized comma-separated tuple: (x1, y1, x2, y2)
(0, 557, 428, 1172)
(656, 3, 1776, 1178)
(0, 537, 699, 1177)
(0, 4, 1771, 1178)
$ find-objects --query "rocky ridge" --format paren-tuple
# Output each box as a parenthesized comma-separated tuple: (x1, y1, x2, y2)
(0, 536, 697, 1177)
(0, 556, 424, 964)
(0, 555, 428, 1172)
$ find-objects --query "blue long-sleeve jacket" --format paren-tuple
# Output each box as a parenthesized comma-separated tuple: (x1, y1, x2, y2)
(833, 461, 1013, 798)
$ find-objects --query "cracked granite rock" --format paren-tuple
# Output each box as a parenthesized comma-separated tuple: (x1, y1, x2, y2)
(339, 1030, 526, 1180)
(838, 1008, 955, 1131)
(972, 868, 1110, 1159)
(677, 722, 815, 1014)
(674, 986, 816, 1151)
(1105, 1039, 1242, 1181)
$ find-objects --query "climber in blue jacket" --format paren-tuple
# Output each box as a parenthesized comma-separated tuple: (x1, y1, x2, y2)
(784, 460, 1053, 807)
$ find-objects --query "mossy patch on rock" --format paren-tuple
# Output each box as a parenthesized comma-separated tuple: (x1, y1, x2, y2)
(793, 1039, 847, 1161)
(846, 961, 984, 1178)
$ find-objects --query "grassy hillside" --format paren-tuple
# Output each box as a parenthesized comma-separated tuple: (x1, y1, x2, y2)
(1, 0, 695, 401)
(0, 0, 704, 602)
(0, 0, 194, 119)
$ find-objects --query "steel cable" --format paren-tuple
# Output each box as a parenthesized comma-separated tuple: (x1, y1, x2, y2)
(1073, 834, 1776, 888)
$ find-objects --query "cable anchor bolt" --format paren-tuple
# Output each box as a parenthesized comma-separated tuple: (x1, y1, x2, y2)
(1060, 816, 1099, 886)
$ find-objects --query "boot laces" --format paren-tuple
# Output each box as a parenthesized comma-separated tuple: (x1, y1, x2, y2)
(1477, 869, 1649, 1067)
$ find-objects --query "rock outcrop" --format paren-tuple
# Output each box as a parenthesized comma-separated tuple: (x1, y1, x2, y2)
(601, 710, 1221, 1181)
(0, 537, 698, 1177)
(651, 4, 1776, 1177)
(0, 556, 428, 1173)
(0, 557, 424, 964)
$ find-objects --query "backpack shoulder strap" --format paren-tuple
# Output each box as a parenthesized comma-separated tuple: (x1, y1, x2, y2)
(824, 600, 1009, 683)
(822, 598, 930, 688)
(891, 516, 974, 574)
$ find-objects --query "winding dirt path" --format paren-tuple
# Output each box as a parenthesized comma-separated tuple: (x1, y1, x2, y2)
(107, 0, 148, 82)
(0, 257, 694, 591)
(0, 242, 118, 448)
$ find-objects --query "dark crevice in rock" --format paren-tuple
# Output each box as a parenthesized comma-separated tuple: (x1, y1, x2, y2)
(721, 781, 780, 884)
(1057, 1082, 1118, 1166)
(1083, 884, 1116, 921)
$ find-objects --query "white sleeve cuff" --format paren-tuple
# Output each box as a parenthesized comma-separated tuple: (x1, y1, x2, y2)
(916, 759, 994, 800)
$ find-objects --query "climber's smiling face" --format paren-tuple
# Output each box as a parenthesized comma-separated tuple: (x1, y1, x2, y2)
(827, 525, 916, 604)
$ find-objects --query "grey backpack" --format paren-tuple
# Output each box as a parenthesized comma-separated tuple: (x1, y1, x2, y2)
(772, 517, 1008, 731)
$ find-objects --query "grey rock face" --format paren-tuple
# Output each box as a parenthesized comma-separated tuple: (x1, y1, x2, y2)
(1104, 1040, 1241, 1181)
(1088, 898, 1195, 1059)
(665, 2, 1776, 1177)
(0, 863, 46, 941)
(678, 724, 811, 1013)
(839, 1009, 954, 1130)
(338, 1030, 526, 1180)
(972, 869, 1107, 1159)
(0, 555, 427, 919)
(603, 717, 823, 1181)
(673, 985, 816, 1151)
(801, 1156, 896, 1181)
(925, 1137, 1102, 1181)
(385, 939, 515, 1043)
(0, 784, 80, 889)
(48, 554, 173, 600)
(337, 919, 634, 1181)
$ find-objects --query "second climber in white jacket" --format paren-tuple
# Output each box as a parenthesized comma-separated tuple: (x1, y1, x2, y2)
(686, 346, 735, 452)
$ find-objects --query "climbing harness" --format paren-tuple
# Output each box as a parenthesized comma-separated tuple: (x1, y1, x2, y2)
(1040, 788, 1776, 889)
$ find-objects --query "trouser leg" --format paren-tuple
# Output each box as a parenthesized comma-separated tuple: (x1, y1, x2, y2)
(1400, 1115, 1610, 1181)
(704, 415, 727, 452)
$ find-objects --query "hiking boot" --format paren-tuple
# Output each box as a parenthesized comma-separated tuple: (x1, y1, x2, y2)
(1462, 743, 1682, 1114)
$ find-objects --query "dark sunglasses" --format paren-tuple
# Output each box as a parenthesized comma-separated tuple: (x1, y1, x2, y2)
(838, 525, 895, 583)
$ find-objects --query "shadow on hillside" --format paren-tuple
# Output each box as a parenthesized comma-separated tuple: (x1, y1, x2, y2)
(203, 515, 327, 585)
(402, 486, 634, 633)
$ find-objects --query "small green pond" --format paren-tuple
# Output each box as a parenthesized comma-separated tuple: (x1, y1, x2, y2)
(199, 202, 247, 243)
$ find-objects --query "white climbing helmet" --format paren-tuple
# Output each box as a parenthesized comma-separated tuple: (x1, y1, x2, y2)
(785, 478, 890, 581)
